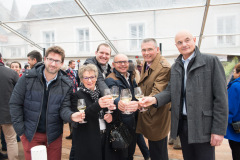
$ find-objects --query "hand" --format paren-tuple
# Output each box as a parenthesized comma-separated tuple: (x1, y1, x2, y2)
(139, 97, 157, 107)
(71, 112, 85, 123)
(99, 95, 114, 108)
(108, 103, 116, 110)
(210, 134, 224, 146)
(118, 100, 126, 112)
(104, 114, 112, 123)
(125, 101, 138, 112)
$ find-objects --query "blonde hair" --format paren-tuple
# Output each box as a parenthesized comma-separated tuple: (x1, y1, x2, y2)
(78, 64, 98, 78)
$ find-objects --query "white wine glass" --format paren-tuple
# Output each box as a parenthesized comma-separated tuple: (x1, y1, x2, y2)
(104, 88, 113, 114)
(134, 87, 147, 112)
(77, 99, 87, 123)
(111, 86, 119, 100)
(120, 89, 132, 114)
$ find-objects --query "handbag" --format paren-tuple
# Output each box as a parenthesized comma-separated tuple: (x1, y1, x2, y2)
(109, 120, 132, 150)
(232, 121, 240, 133)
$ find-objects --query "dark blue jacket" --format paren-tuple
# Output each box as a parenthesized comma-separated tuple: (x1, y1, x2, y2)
(225, 77, 240, 142)
(105, 68, 137, 130)
(9, 63, 73, 144)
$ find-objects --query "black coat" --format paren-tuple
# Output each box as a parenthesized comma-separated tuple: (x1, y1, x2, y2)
(0, 63, 19, 124)
(71, 90, 125, 160)
(9, 63, 74, 144)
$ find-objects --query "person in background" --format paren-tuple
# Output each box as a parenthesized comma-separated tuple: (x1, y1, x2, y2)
(9, 46, 84, 160)
(0, 53, 19, 160)
(224, 63, 240, 160)
(10, 61, 22, 77)
(65, 60, 80, 139)
(140, 30, 228, 160)
(127, 59, 150, 160)
(23, 64, 30, 73)
(27, 50, 42, 69)
(136, 38, 171, 160)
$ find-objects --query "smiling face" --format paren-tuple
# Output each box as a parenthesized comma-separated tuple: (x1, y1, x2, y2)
(175, 31, 196, 60)
(10, 62, 21, 74)
(81, 70, 97, 91)
(112, 54, 129, 75)
(141, 41, 159, 64)
(95, 45, 111, 65)
(44, 52, 63, 75)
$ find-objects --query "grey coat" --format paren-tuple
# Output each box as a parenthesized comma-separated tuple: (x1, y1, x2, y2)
(0, 63, 19, 124)
(154, 46, 228, 144)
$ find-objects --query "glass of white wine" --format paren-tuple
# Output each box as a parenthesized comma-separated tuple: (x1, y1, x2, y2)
(77, 99, 87, 123)
(134, 87, 147, 112)
(120, 89, 132, 114)
(104, 88, 113, 114)
(111, 86, 119, 100)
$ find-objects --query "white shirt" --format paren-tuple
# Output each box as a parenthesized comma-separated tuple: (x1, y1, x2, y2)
(181, 52, 195, 115)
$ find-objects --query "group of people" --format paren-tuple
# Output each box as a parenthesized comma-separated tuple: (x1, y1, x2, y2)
(0, 30, 238, 160)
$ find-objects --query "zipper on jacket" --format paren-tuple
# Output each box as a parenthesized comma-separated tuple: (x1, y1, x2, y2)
(31, 79, 45, 142)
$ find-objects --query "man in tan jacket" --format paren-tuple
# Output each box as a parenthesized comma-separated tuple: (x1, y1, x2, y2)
(136, 38, 171, 160)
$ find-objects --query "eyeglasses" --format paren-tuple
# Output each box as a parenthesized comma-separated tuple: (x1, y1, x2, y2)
(46, 58, 62, 64)
(82, 76, 96, 81)
(141, 48, 155, 53)
(176, 38, 192, 46)
(114, 61, 128, 64)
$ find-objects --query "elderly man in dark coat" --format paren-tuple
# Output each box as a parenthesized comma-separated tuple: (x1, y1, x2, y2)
(0, 53, 19, 160)
(140, 30, 228, 160)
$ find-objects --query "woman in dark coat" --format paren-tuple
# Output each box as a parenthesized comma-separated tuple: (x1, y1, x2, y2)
(70, 64, 122, 160)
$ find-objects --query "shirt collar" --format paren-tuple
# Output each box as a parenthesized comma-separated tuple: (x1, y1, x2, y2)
(182, 51, 195, 63)
(43, 69, 58, 84)
(121, 72, 130, 79)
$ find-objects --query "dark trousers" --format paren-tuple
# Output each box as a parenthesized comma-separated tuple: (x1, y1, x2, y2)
(228, 139, 240, 160)
(148, 136, 168, 160)
(178, 119, 215, 160)
(137, 134, 150, 159)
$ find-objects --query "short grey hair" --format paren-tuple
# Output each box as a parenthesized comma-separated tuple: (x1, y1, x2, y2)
(78, 64, 98, 79)
(141, 38, 158, 48)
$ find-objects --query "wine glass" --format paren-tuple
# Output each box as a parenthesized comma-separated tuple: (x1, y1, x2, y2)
(77, 99, 87, 123)
(111, 86, 119, 100)
(120, 89, 132, 114)
(134, 87, 147, 112)
(104, 88, 113, 114)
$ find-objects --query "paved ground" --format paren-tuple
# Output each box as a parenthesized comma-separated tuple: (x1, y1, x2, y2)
(2, 124, 233, 160)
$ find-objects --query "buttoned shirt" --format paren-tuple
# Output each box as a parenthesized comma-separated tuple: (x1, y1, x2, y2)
(182, 52, 195, 115)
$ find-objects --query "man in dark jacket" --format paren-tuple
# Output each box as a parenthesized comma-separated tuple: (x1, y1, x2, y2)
(0, 53, 19, 160)
(84, 43, 111, 95)
(105, 54, 139, 160)
(140, 31, 228, 160)
(27, 50, 42, 69)
(9, 46, 84, 160)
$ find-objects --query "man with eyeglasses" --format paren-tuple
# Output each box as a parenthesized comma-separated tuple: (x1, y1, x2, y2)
(105, 54, 139, 160)
(84, 43, 112, 95)
(140, 31, 228, 160)
(136, 38, 171, 160)
(9, 46, 85, 160)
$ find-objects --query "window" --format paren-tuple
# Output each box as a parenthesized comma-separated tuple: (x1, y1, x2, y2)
(217, 16, 236, 46)
(77, 28, 89, 52)
(11, 47, 21, 57)
(43, 31, 55, 49)
(130, 23, 145, 50)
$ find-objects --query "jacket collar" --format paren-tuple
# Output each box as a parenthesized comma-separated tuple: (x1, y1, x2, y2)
(113, 68, 135, 86)
(228, 77, 240, 89)
(139, 53, 161, 82)
(93, 57, 111, 74)
(174, 46, 206, 73)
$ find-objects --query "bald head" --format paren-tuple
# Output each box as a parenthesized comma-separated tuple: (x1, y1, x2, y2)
(113, 54, 129, 76)
(114, 54, 128, 62)
(175, 30, 196, 60)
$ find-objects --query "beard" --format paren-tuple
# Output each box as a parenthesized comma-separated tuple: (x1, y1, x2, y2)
(45, 65, 59, 74)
